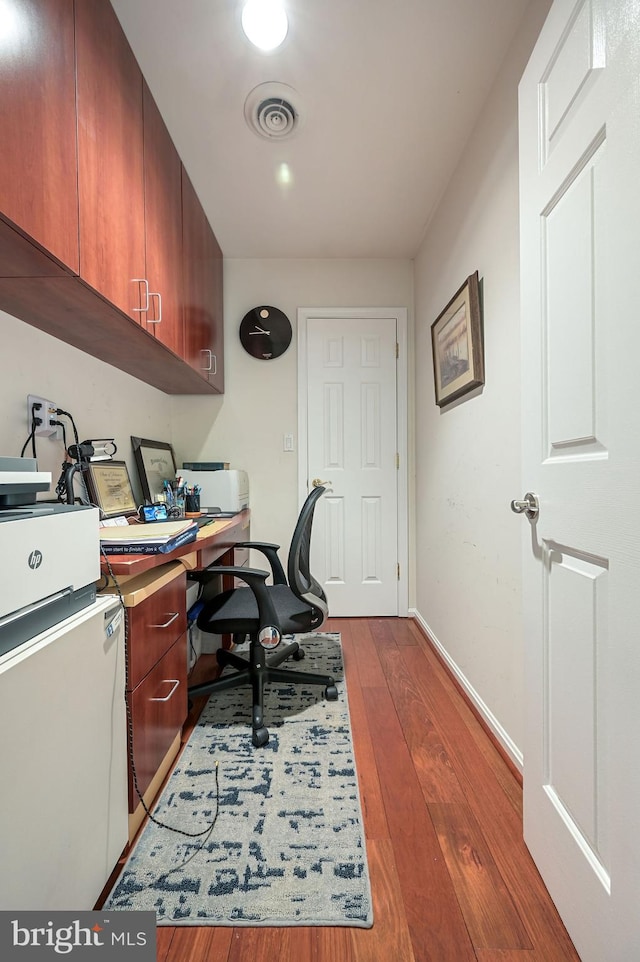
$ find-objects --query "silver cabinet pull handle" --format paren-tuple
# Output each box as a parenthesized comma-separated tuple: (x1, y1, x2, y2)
(200, 350, 217, 374)
(150, 611, 180, 629)
(147, 291, 162, 324)
(510, 492, 539, 520)
(131, 278, 150, 313)
(151, 679, 180, 702)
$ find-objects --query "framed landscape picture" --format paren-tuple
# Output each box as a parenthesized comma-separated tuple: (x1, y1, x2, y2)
(431, 271, 484, 407)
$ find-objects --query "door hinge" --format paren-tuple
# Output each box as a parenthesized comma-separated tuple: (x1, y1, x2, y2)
(396, 452, 400, 469)
(397, 563, 400, 580)
(396, 342, 399, 359)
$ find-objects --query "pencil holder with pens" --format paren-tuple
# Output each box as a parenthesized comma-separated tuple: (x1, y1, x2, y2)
(185, 493, 201, 515)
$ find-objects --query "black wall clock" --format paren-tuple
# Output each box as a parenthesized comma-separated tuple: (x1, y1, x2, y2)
(239, 306, 292, 360)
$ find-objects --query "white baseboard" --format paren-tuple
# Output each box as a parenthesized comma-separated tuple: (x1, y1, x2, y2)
(409, 608, 524, 774)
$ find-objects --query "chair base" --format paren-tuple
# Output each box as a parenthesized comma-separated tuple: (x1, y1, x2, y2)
(187, 638, 338, 747)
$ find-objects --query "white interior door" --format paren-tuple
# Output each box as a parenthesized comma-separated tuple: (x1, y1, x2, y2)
(518, 1, 640, 958)
(298, 309, 407, 617)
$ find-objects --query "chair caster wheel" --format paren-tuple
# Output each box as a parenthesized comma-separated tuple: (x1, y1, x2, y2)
(325, 685, 338, 701)
(293, 647, 305, 661)
(252, 727, 270, 747)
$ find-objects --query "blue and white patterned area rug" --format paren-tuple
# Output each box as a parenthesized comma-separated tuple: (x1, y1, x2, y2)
(104, 632, 372, 927)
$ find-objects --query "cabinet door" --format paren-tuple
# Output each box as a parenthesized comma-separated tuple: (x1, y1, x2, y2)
(143, 82, 184, 357)
(182, 168, 224, 392)
(0, 0, 78, 276)
(128, 633, 187, 808)
(75, 0, 146, 321)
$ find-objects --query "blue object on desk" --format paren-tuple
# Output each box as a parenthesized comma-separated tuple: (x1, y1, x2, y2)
(139, 503, 168, 522)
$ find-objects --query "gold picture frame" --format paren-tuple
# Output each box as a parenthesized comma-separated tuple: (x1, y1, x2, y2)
(431, 271, 484, 407)
(84, 461, 138, 518)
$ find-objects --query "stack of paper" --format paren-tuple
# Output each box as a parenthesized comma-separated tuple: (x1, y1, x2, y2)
(99, 519, 198, 554)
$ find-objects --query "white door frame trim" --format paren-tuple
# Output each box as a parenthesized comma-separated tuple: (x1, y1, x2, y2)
(297, 306, 409, 617)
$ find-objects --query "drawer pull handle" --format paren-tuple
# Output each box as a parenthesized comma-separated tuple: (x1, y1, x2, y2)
(151, 612, 180, 629)
(151, 679, 180, 702)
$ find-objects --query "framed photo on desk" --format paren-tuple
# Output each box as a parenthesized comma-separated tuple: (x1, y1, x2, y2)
(84, 461, 138, 518)
(131, 437, 177, 503)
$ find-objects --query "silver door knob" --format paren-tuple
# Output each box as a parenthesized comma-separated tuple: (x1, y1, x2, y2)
(510, 492, 539, 520)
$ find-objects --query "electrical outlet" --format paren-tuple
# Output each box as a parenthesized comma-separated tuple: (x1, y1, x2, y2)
(27, 395, 60, 439)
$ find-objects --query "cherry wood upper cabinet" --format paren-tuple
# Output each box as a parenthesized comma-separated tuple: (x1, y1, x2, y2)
(75, 0, 146, 321)
(0, 0, 224, 394)
(182, 169, 225, 393)
(142, 82, 184, 359)
(0, 0, 78, 276)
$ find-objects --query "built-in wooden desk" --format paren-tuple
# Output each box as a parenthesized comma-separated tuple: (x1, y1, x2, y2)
(98, 509, 250, 840)
(100, 509, 250, 578)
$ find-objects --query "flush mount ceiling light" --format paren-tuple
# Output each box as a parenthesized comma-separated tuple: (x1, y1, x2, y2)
(241, 0, 288, 51)
(244, 82, 302, 140)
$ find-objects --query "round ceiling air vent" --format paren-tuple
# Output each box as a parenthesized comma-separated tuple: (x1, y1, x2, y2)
(244, 82, 302, 140)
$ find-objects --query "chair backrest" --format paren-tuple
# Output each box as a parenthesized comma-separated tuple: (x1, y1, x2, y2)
(287, 485, 328, 629)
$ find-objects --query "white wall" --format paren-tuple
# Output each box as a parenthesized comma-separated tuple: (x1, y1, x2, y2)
(171, 258, 414, 558)
(413, 0, 551, 762)
(0, 309, 172, 504)
(0, 256, 412, 545)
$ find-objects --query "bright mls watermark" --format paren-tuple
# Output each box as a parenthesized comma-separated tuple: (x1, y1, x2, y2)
(0, 912, 156, 959)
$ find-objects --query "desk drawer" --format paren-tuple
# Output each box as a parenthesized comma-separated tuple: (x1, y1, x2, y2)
(127, 572, 187, 688)
(127, 633, 187, 809)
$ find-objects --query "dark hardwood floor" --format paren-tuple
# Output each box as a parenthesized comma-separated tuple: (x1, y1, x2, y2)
(125, 616, 582, 962)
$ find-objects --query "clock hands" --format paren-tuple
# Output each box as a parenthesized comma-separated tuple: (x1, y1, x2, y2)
(249, 325, 271, 335)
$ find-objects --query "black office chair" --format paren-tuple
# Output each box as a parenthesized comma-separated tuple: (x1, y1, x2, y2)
(187, 484, 338, 747)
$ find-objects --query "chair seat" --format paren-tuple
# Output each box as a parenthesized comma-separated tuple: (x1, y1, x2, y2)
(197, 583, 316, 636)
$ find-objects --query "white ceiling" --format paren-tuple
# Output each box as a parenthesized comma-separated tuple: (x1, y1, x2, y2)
(110, 0, 531, 260)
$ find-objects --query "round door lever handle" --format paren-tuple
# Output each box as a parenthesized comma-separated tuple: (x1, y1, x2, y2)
(510, 492, 539, 520)
(312, 478, 330, 487)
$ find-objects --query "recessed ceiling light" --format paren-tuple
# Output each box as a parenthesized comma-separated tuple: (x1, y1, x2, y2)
(241, 0, 288, 51)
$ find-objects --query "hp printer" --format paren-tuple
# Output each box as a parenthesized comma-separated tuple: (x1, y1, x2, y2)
(0, 457, 100, 657)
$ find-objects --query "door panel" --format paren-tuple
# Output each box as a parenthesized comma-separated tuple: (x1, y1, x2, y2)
(545, 546, 608, 873)
(181, 168, 224, 392)
(306, 316, 398, 616)
(142, 81, 184, 357)
(544, 137, 606, 454)
(0, 0, 79, 276)
(76, 0, 146, 320)
(519, 0, 640, 957)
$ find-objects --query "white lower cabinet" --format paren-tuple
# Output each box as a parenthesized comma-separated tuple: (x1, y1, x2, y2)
(0, 597, 128, 909)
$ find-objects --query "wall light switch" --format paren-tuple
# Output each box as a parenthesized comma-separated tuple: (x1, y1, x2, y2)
(283, 433, 295, 452)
